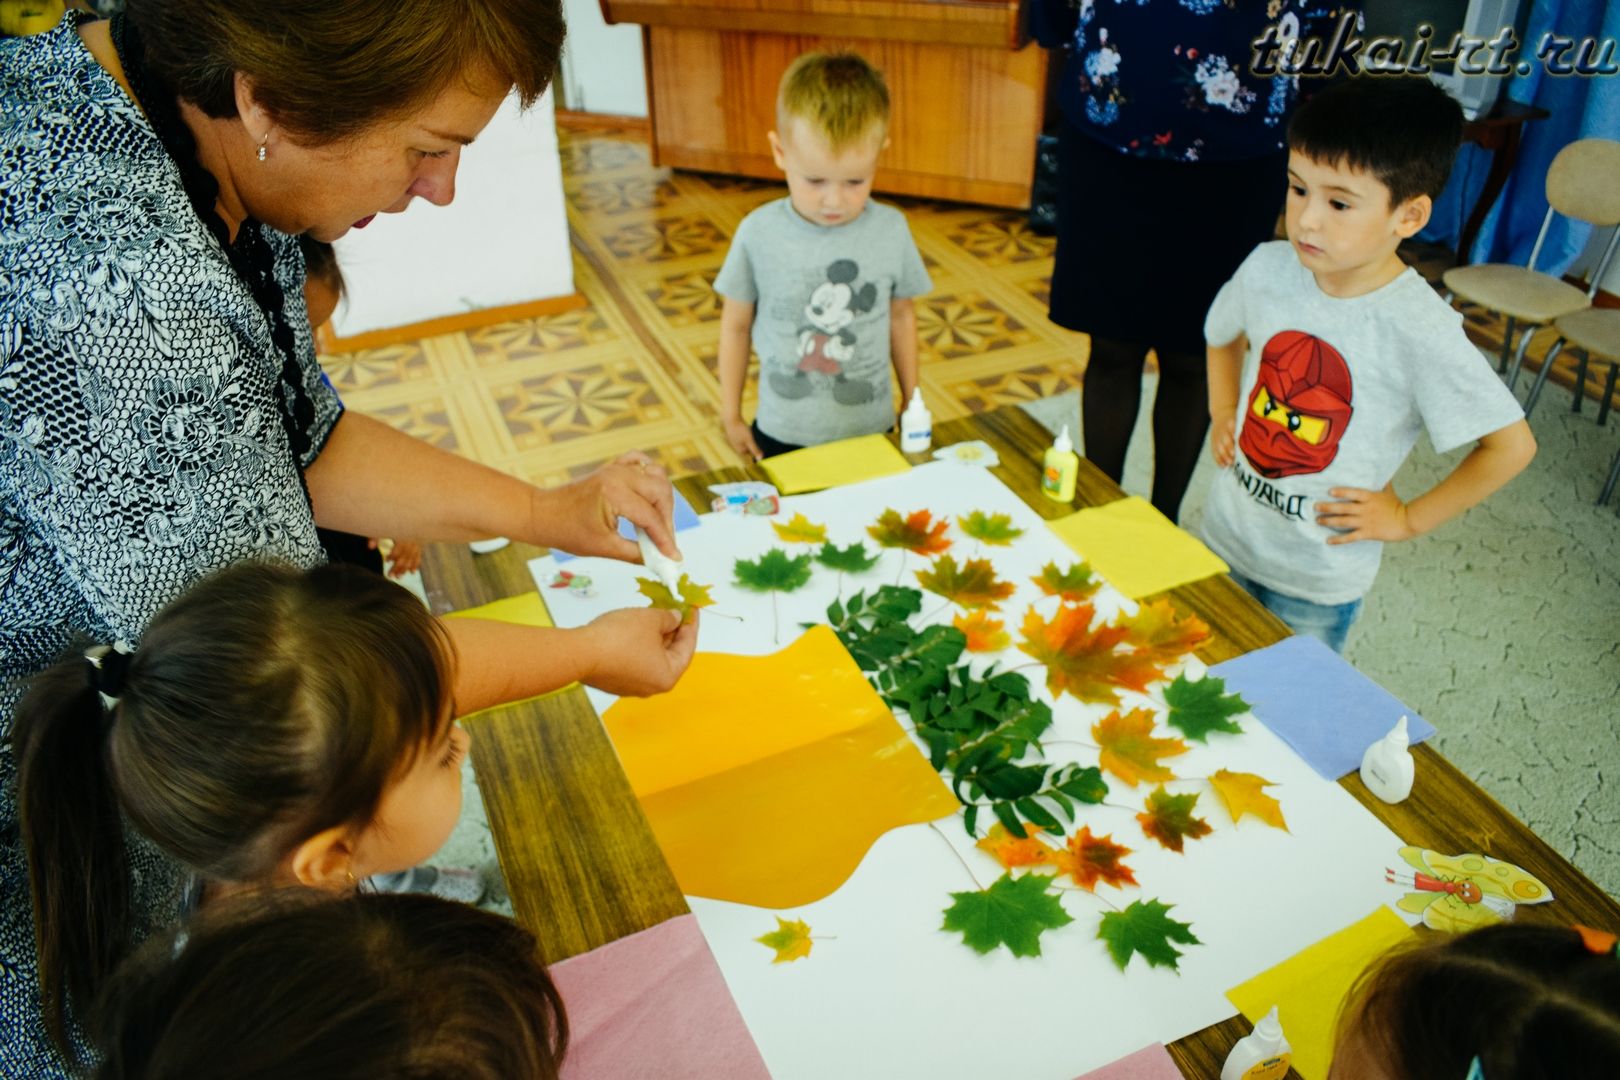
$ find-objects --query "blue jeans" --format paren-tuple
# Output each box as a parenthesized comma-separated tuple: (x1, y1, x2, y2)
(1229, 571, 1362, 654)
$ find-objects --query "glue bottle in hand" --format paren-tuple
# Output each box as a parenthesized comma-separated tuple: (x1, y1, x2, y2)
(1221, 1006, 1292, 1080)
(1360, 715, 1415, 804)
(1041, 425, 1079, 503)
(900, 388, 932, 454)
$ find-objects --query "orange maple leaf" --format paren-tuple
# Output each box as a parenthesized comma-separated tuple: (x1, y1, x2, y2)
(1051, 827, 1138, 891)
(1017, 604, 1165, 705)
(1208, 769, 1288, 831)
(916, 555, 1016, 611)
(1093, 708, 1189, 787)
(1136, 786, 1213, 853)
(867, 508, 952, 556)
(954, 610, 1011, 653)
(974, 822, 1057, 870)
(1118, 599, 1210, 660)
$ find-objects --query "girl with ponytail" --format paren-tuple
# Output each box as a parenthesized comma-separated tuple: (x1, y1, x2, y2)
(13, 560, 465, 1062)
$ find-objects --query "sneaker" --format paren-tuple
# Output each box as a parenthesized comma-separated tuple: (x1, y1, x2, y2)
(366, 864, 488, 905)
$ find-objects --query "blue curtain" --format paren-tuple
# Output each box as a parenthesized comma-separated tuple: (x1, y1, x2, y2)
(1419, 0, 1620, 273)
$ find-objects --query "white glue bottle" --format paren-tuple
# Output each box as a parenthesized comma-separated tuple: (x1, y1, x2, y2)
(1360, 715, 1415, 804)
(900, 388, 932, 453)
(1221, 1006, 1292, 1080)
(1041, 425, 1079, 502)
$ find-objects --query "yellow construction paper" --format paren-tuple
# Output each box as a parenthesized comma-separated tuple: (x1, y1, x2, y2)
(1226, 907, 1413, 1080)
(761, 433, 911, 494)
(1047, 496, 1229, 599)
(445, 592, 555, 629)
(602, 626, 958, 908)
(444, 592, 575, 707)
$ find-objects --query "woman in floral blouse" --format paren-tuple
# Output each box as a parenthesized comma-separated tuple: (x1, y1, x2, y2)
(0, 3, 698, 1073)
(1032, 0, 1354, 521)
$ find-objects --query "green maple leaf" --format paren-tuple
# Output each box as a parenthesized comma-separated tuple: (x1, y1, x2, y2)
(957, 510, 1025, 546)
(1097, 899, 1201, 971)
(1032, 561, 1101, 603)
(733, 548, 813, 593)
(940, 872, 1073, 958)
(1163, 673, 1249, 742)
(635, 573, 715, 624)
(915, 554, 1016, 611)
(815, 541, 881, 574)
(1136, 786, 1213, 853)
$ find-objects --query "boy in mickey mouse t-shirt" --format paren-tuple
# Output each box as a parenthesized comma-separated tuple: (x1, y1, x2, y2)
(714, 51, 931, 460)
(1203, 77, 1536, 653)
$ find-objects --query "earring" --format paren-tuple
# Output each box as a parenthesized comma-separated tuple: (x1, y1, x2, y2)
(345, 868, 357, 890)
(257, 133, 269, 163)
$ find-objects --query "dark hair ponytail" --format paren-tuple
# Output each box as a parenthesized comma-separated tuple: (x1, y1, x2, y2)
(1337, 922, 1620, 1078)
(93, 891, 568, 1080)
(14, 660, 136, 1057)
(14, 561, 453, 1061)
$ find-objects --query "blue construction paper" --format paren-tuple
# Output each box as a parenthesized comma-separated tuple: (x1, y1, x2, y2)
(1209, 635, 1435, 781)
(552, 490, 701, 564)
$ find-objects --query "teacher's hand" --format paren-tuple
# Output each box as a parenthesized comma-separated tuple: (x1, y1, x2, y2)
(579, 608, 699, 696)
(531, 452, 682, 563)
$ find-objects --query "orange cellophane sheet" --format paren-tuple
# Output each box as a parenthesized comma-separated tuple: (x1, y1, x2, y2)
(602, 626, 958, 909)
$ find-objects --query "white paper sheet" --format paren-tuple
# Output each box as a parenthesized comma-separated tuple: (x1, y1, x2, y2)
(527, 463, 1411, 1080)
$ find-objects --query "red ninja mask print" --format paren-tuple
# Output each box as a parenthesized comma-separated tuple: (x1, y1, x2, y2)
(1238, 330, 1354, 479)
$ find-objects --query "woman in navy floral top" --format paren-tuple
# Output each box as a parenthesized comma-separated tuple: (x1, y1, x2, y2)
(1032, 0, 1353, 521)
(0, 4, 699, 1074)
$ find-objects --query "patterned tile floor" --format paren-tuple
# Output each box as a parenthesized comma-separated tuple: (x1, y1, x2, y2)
(320, 130, 1091, 488)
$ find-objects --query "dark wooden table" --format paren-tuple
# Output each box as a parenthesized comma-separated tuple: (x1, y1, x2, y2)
(420, 404, 1618, 1078)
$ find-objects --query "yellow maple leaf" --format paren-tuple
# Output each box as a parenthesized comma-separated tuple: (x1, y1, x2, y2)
(953, 610, 1011, 653)
(755, 917, 814, 963)
(1118, 599, 1210, 660)
(1208, 769, 1288, 831)
(974, 822, 1057, 870)
(772, 512, 828, 544)
(1092, 708, 1189, 787)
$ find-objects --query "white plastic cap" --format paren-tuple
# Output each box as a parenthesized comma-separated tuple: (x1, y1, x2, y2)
(1053, 425, 1074, 454)
(1255, 1005, 1283, 1041)
(1386, 715, 1411, 750)
(904, 388, 928, 415)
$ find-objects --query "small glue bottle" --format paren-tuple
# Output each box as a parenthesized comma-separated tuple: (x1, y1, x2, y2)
(1360, 715, 1415, 804)
(1221, 1006, 1292, 1080)
(1041, 425, 1079, 502)
(900, 388, 932, 453)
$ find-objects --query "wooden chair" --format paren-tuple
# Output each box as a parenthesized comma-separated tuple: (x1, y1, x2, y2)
(1442, 138, 1620, 392)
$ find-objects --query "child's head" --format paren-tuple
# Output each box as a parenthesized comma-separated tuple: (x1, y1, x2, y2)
(92, 890, 567, 1080)
(769, 51, 890, 228)
(299, 234, 346, 330)
(15, 561, 461, 1056)
(1284, 77, 1463, 289)
(1330, 922, 1620, 1079)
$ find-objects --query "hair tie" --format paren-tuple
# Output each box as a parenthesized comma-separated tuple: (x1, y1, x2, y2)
(84, 640, 135, 711)
(1574, 924, 1620, 958)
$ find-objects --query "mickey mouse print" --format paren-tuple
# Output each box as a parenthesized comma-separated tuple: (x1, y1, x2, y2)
(771, 259, 882, 406)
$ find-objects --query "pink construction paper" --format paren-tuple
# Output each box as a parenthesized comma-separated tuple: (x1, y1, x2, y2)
(551, 914, 771, 1080)
(1074, 1043, 1183, 1079)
